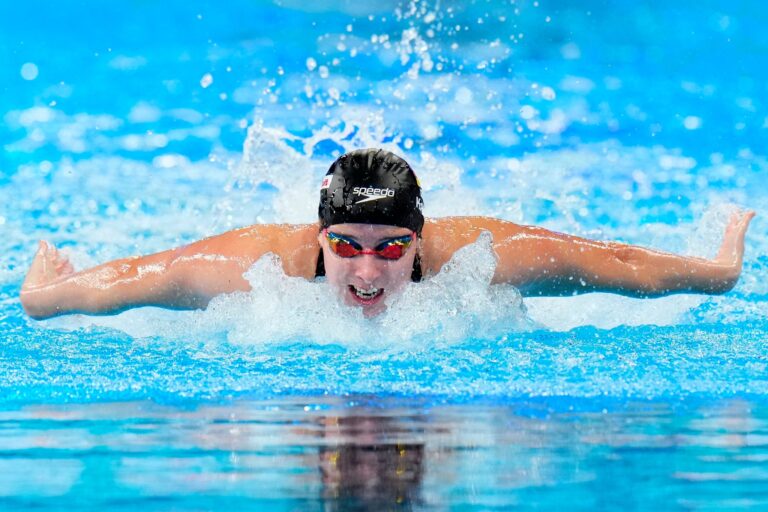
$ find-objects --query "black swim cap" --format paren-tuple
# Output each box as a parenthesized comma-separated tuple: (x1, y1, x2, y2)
(318, 149, 424, 234)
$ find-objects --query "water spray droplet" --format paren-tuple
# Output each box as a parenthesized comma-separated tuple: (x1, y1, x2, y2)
(683, 116, 702, 130)
(20, 62, 39, 80)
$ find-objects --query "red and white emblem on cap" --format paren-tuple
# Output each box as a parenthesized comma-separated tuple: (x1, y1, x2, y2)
(320, 176, 332, 190)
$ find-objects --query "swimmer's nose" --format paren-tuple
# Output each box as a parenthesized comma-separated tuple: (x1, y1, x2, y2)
(353, 254, 382, 285)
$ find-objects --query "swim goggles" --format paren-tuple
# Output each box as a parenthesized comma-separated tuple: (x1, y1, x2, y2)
(323, 230, 415, 260)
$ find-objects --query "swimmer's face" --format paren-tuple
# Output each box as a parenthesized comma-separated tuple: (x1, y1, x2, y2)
(319, 223, 419, 317)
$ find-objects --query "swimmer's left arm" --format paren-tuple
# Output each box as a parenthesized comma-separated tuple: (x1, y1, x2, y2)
(425, 212, 755, 297)
(488, 211, 755, 297)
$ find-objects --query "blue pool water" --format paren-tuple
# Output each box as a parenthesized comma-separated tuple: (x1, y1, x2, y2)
(1, 0, 767, 508)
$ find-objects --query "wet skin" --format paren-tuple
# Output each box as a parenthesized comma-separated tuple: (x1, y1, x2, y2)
(318, 224, 418, 317)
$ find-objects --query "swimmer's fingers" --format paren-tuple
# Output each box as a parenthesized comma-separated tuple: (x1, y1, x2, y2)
(22, 241, 53, 289)
(22, 240, 73, 290)
(715, 210, 755, 265)
(55, 258, 75, 275)
(51, 246, 75, 275)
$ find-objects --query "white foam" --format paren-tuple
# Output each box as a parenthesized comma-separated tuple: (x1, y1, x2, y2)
(526, 293, 705, 332)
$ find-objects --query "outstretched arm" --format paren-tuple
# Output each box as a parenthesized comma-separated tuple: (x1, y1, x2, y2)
(19, 240, 251, 320)
(19, 224, 319, 320)
(424, 211, 755, 297)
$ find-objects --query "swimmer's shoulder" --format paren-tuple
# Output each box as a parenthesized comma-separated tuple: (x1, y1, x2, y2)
(420, 216, 527, 274)
(178, 223, 320, 278)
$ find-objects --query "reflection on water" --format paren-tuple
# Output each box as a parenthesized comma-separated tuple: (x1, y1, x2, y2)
(317, 415, 424, 510)
(1, 396, 768, 509)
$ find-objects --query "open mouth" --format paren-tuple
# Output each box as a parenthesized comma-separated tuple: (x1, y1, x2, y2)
(348, 285, 384, 305)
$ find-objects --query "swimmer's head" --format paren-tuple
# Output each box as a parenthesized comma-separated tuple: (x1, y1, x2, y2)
(318, 149, 424, 235)
(318, 149, 423, 316)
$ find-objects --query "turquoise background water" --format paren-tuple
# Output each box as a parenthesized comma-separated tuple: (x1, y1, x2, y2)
(1, 0, 767, 508)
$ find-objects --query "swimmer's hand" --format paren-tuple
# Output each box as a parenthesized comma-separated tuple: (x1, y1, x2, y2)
(20, 241, 76, 318)
(712, 210, 756, 286)
(21, 241, 75, 289)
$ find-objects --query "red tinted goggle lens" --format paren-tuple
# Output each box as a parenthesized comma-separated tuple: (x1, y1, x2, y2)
(325, 231, 414, 260)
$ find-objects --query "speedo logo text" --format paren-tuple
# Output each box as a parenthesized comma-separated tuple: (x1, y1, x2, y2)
(352, 186, 395, 204)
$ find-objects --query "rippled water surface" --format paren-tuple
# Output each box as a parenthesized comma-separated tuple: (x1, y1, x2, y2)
(1, 0, 767, 508)
(2, 398, 768, 510)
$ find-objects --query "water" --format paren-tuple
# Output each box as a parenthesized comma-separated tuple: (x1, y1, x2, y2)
(3, 398, 768, 510)
(1, 0, 767, 508)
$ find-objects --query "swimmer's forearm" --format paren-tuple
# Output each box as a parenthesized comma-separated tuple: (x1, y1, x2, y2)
(20, 229, 271, 320)
(488, 211, 755, 297)
(20, 285, 204, 319)
(496, 211, 752, 298)
(20, 257, 207, 319)
(574, 245, 740, 297)
(631, 248, 741, 296)
(518, 244, 742, 298)
(20, 248, 256, 319)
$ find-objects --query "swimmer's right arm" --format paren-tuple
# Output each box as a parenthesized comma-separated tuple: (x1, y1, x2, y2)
(20, 223, 320, 320)
(19, 239, 253, 320)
